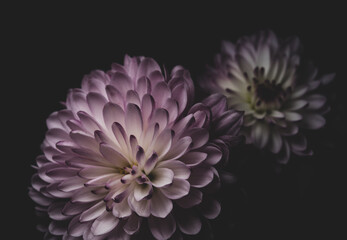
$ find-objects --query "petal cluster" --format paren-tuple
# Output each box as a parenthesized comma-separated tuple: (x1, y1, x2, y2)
(201, 30, 334, 163)
(29, 56, 242, 239)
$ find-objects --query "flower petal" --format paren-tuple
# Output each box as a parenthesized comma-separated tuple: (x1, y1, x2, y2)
(203, 146, 223, 165)
(134, 183, 153, 201)
(301, 114, 326, 129)
(150, 190, 173, 218)
(103, 102, 125, 131)
(80, 200, 106, 222)
(306, 94, 326, 110)
(153, 129, 173, 158)
(91, 211, 119, 236)
(268, 130, 283, 154)
(125, 103, 143, 138)
(78, 166, 116, 179)
(148, 214, 176, 240)
(86, 92, 108, 123)
(123, 213, 141, 235)
(99, 143, 129, 167)
(180, 152, 207, 167)
(189, 166, 213, 188)
(177, 210, 202, 235)
(151, 168, 174, 188)
(284, 112, 303, 122)
(164, 136, 192, 161)
(68, 215, 90, 237)
(127, 194, 150, 217)
(157, 160, 191, 180)
(161, 178, 190, 200)
(112, 199, 132, 218)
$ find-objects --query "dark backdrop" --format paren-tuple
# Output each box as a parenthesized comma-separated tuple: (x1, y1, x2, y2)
(4, 2, 345, 239)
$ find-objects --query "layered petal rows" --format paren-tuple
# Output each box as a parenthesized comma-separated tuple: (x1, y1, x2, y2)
(29, 56, 242, 239)
(201, 30, 334, 163)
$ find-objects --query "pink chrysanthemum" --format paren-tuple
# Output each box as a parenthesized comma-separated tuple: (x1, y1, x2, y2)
(29, 55, 242, 239)
(201, 30, 334, 163)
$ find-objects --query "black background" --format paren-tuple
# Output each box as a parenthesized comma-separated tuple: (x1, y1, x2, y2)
(4, 2, 346, 239)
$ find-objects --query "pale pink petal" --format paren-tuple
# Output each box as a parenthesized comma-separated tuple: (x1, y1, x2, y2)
(62, 201, 92, 216)
(199, 198, 221, 219)
(171, 83, 188, 114)
(112, 198, 132, 218)
(28, 188, 53, 206)
(151, 108, 169, 132)
(175, 188, 202, 208)
(300, 113, 325, 129)
(180, 152, 207, 167)
(148, 70, 165, 86)
(148, 214, 176, 240)
(277, 140, 290, 164)
(46, 111, 63, 130)
(269, 130, 283, 154)
(136, 76, 151, 98)
(66, 89, 90, 115)
(86, 92, 108, 123)
(152, 82, 171, 107)
(161, 178, 190, 200)
(141, 94, 155, 125)
(46, 168, 78, 180)
(111, 122, 129, 151)
(126, 90, 141, 106)
(189, 166, 214, 188)
(157, 160, 191, 180)
(103, 102, 125, 131)
(284, 112, 303, 122)
(99, 143, 129, 167)
(80, 200, 106, 222)
(177, 210, 202, 235)
(48, 202, 70, 220)
(134, 183, 152, 201)
(91, 211, 119, 236)
(71, 188, 104, 203)
(84, 173, 116, 187)
(45, 128, 70, 147)
(151, 168, 174, 188)
(109, 72, 133, 94)
(69, 130, 98, 150)
(153, 129, 173, 158)
(78, 166, 116, 179)
(136, 57, 161, 80)
(203, 146, 222, 165)
(58, 176, 86, 192)
(125, 103, 143, 138)
(184, 128, 209, 150)
(163, 98, 179, 123)
(127, 194, 150, 217)
(68, 215, 90, 237)
(306, 94, 326, 110)
(285, 100, 308, 110)
(251, 123, 269, 149)
(48, 221, 67, 236)
(150, 190, 173, 218)
(106, 84, 125, 107)
(123, 213, 141, 235)
(164, 136, 192, 161)
(143, 152, 158, 174)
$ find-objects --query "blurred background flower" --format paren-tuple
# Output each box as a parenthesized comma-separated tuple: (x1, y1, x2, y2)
(201, 30, 335, 164)
(29, 56, 242, 239)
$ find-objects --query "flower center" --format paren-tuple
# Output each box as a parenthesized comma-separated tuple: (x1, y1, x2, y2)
(255, 81, 284, 103)
(246, 67, 291, 110)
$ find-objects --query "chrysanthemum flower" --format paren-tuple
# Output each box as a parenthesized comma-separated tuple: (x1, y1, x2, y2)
(29, 55, 243, 239)
(201, 30, 334, 163)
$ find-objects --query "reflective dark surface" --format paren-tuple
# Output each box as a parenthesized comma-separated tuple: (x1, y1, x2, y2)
(4, 2, 345, 239)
